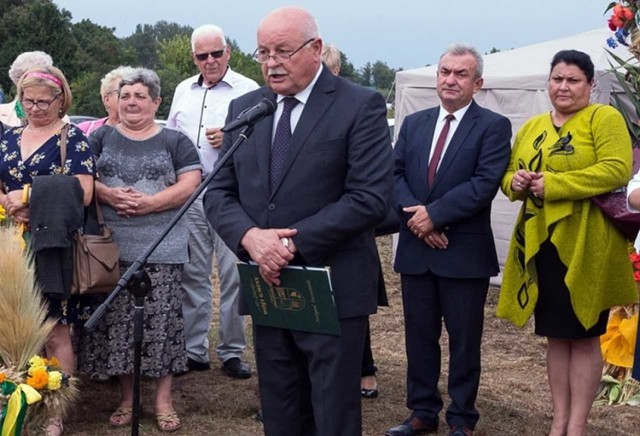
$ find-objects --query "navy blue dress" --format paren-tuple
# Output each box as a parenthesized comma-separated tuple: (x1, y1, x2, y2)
(0, 123, 95, 324)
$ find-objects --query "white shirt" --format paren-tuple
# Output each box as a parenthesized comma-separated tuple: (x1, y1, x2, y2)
(627, 170, 640, 212)
(271, 64, 324, 142)
(0, 100, 21, 127)
(167, 68, 259, 175)
(428, 102, 472, 170)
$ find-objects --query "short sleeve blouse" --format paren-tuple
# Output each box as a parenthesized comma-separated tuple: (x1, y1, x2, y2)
(0, 124, 95, 193)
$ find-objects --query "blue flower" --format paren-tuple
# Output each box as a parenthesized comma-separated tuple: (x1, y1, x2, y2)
(615, 28, 630, 46)
(607, 37, 619, 48)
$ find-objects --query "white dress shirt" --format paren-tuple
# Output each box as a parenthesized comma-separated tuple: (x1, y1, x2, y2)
(428, 102, 472, 171)
(167, 68, 259, 175)
(271, 64, 324, 142)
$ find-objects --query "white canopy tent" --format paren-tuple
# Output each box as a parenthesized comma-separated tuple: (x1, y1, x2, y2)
(393, 28, 633, 283)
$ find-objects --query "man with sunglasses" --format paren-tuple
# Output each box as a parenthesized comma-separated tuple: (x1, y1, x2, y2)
(205, 6, 392, 436)
(167, 24, 258, 379)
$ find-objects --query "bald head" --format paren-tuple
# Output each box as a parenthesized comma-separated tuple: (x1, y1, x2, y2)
(258, 6, 320, 41)
(256, 6, 323, 96)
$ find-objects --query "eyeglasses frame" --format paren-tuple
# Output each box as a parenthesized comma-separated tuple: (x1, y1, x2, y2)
(252, 38, 316, 64)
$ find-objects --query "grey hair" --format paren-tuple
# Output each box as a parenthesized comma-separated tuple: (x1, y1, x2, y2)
(119, 68, 161, 100)
(100, 66, 135, 97)
(191, 24, 226, 51)
(8, 51, 54, 85)
(439, 43, 484, 78)
(322, 44, 341, 71)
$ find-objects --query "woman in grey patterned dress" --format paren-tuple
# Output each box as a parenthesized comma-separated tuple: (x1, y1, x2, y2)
(75, 68, 201, 432)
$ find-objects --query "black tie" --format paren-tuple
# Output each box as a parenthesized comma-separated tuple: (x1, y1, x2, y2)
(270, 97, 299, 193)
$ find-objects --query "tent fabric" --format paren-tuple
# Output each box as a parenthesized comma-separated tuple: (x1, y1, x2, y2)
(394, 28, 633, 284)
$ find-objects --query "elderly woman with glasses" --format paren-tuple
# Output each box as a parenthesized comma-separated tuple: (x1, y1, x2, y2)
(0, 51, 56, 126)
(77, 66, 134, 136)
(0, 66, 95, 436)
(75, 68, 201, 433)
(498, 50, 638, 436)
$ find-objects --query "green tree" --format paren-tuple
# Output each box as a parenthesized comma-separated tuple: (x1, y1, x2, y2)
(158, 34, 195, 77)
(156, 66, 184, 119)
(71, 19, 133, 74)
(123, 21, 193, 68)
(227, 39, 263, 85)
(70, 71, 104, 117)
(358, 62, 373, 87)
(155, 34, 195, 119)
(338, 52, 358, 82)
(68, 19, 134, 116)
(371, 60, 395, 90)
(0, 0, 78, 95)
(0, 0, 26, 16)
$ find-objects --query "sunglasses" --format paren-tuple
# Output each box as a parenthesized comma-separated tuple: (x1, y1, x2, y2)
(194, 49, 226, 62)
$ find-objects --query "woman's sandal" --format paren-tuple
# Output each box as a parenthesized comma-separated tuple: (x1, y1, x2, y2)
(109, 407, 133, 427)
(156, 411, 182, 432)
(44, 417, 64, 436)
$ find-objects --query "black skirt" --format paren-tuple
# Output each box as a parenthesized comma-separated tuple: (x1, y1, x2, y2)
(534, 240, 608, 339)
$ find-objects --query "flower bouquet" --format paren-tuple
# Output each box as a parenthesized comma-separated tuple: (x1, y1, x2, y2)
(595, 251, 640, 406)
(604, 2, 640, 140)
(0, 224, 77, 435)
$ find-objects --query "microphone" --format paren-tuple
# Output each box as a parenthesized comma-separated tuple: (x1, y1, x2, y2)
(221, 98, 277, 133)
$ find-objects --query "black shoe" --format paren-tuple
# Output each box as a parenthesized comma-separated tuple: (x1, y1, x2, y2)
(449, 426, 473, 436)
(187, 358, 211, 372)
(221, 357, 251, 379)
(361, 387, 379, 399)
(385, 417, 438, 436)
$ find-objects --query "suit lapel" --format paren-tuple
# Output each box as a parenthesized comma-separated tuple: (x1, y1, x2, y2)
(255, 89, 277, 199)
(430, 101, 479, 191)
(270, 68, 336, 198)
(419, 109, 438, 192)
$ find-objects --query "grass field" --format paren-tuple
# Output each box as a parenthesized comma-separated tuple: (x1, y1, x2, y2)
(64, 236, 640, 435)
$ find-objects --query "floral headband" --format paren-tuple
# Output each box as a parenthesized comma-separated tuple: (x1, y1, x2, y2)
(23, 71, 62, 87)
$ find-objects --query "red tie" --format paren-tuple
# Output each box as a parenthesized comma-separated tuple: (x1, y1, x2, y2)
(428, 114, 455, 185)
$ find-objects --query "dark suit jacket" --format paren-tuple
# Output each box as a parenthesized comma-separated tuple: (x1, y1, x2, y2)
(204, 67, 393, 319)
(393, 100, 512, 278)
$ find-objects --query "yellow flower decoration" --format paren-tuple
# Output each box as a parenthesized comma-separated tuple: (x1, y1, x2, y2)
(28, 355, 46, 370)
(47, 371, 62, 390)
(0, 205, 6, 221)
(601, 312, 638, 368)
(26, 368, 49, 390)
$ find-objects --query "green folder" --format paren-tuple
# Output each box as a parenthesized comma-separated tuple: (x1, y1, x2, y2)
(237, 263, 341, 336)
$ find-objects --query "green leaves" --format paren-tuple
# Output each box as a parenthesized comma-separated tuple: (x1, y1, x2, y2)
(595, 373, 640, 406)
(606, 48, 640, 140)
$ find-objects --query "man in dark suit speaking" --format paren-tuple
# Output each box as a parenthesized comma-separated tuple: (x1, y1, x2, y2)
(385, 45, 511, 436)
(204, 6, 392, 436)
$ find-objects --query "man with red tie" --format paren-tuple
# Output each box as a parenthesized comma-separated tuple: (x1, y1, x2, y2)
(386, 44, 512, 436)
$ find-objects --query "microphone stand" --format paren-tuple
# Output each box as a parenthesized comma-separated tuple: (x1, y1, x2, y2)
(84, 124, 256, 436)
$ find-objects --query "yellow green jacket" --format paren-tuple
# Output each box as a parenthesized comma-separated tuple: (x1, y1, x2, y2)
(498, 104, 638, 329)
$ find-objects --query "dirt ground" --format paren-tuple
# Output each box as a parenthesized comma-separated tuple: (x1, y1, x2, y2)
(65, 236, 640, 435)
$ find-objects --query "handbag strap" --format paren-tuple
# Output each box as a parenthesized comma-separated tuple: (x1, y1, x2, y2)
(58, 123, 106, 228)
(92, 185, 106, 227)
(58, 123, 70, 174)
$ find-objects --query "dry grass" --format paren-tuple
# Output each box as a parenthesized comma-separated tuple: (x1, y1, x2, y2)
(64, 236, 640, 435)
